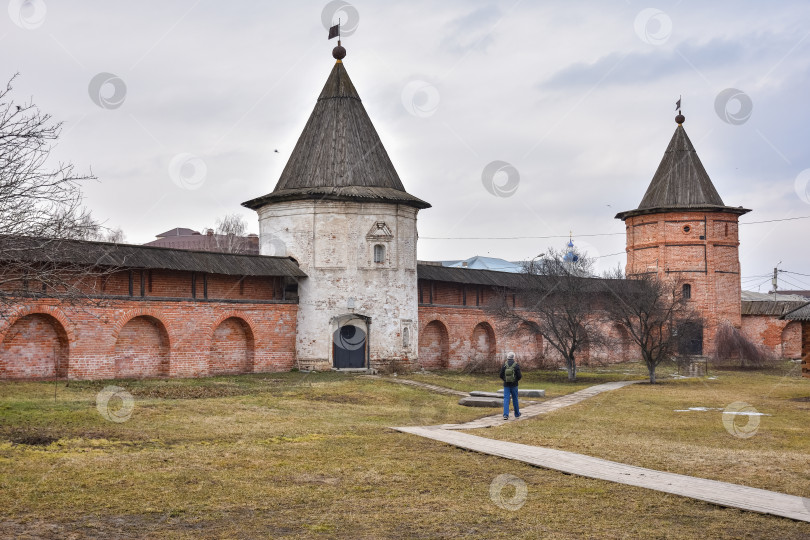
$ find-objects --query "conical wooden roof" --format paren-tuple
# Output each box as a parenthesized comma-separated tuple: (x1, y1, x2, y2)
(243, 59, 430, 210)
(616, 122, 750, 220)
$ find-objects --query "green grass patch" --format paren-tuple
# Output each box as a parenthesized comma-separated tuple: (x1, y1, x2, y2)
(1, 365, 808, 539)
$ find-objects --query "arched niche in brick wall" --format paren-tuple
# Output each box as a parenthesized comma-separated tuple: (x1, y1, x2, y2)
(514, 323, 543, 368)
(781, 321, 802, 359)
(0, 313, 69, 379)
(210, 317, 255, 375)
(470, 322, 496, 368)
(114, 316, 170, 378)
(0, 305, 77, 345)
(592, 324, 634, 364)
(419, 320, 449, 370)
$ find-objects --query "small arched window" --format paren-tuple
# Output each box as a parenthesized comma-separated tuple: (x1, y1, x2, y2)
(402, 327, 410, 348)
(683, 283, 692, 300)
(373, 244, 385, 264)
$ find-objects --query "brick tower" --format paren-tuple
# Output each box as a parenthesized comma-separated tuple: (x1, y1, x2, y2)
(615, 113, 751, 356)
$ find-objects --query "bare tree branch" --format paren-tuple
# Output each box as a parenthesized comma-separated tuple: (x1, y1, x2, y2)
(600, 268, 702, 383)
(491, 248, 605, 381)
(0, 74, 115, 317)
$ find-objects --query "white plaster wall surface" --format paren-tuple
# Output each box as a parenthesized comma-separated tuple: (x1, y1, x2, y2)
(257, 200, 420, 369)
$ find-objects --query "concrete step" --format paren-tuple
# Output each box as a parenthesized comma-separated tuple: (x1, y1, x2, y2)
(497, 388, 545, 397)
(469, 391, 503, 398)
(458, 396, 503, 407)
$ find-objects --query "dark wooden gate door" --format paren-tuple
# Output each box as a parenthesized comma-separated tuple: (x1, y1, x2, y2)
(678, 323, 704, 356)
(333, 325, 366, 368)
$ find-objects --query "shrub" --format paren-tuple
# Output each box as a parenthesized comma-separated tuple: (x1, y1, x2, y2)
(379, 357, 413, 375)
(712, 322, 777, 368)
(463, 355, 503, 374)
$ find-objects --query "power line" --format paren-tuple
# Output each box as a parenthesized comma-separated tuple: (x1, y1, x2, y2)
(746, 277, 772, 291)
(778, 275, 809, 291)
(421, 214, 810, 241)
(740, 215, 810, 225)
(782, 270, 810, 278)
(593, 251, 626, 260)
(420, 232, 625, 240)
(777, 272, 810, 289)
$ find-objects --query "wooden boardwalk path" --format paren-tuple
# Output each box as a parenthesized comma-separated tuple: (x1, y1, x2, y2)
(394, 427, 810, 523)
(393, 380, 810, 523)
(436, 380, 641, 430)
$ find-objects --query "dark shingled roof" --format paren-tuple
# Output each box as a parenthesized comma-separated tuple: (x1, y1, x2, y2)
(741, 300, 808, 317)
(783, 302, 810, 321)
(416, 263, 628, 293)
(418, 263, 538, 288)
(616, 124, 751, 220)
(0, 236, 306, 277)
(243, 60, 430, 210)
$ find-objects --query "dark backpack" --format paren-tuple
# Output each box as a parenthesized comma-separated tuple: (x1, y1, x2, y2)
(503, 361, 517, 383)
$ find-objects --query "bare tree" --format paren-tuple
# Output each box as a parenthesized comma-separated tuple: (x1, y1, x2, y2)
(205, 213, 252, 254)
(0, 74, 110, 314)
(600, 269, 700, 383)
(494, 248, 604, 381)
(0, 74, 97, 239)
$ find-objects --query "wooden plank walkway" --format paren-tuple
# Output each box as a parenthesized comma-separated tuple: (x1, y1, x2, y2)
(436, 380, 642, 430)
(394, 427, 810, 522)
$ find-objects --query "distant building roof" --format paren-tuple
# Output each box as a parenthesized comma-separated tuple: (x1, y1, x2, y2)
(242, 54, 429, 211)
(616, 119, 750, 220)
(155, 227, 201, 238)
(145, 228, 259, 255)
(0, 236, 304, 277)
(777, 290, 810, 299)
(741, 290, 809, 302)
(443, 256, 523, 273)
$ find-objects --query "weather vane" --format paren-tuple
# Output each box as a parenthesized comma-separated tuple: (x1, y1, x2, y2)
(675, 95, 685, 125)
(328, 18, 346, 60)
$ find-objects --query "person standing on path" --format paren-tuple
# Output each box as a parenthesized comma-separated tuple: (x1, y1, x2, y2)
(499, 352, 522, 420)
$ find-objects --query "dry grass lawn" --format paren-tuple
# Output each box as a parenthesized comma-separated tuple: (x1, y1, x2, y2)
(0, 363, 808, 539)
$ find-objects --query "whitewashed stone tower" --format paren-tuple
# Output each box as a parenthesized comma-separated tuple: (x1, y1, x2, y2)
(243, 43, 430, 371)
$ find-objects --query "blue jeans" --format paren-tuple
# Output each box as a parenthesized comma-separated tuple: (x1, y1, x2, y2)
(503, 386, 520, 417)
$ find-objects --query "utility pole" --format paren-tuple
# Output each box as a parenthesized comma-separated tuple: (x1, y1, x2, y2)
(772, 267, 778, 298)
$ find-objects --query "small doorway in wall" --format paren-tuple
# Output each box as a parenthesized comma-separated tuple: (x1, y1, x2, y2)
(678, 322, 704, 356)
(332, 315, 368, 369)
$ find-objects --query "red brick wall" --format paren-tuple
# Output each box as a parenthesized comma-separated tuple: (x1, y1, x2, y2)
(624, 211, 743, 355)
(740, 315, 803, 359)
(781, 321, 802, 359)
(471, 322, 496, 362)
(77, 269, 281, 301)
(114, 316, 169, 378)
(0, 314, 68, 379)
(210, 317, 254, 375)
(0, 267, 298, 380)
(419, 320, 449, 369)
(418, 281, 638, 370)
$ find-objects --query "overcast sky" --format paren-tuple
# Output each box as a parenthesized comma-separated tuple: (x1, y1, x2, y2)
(3, 1, 809, 291)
